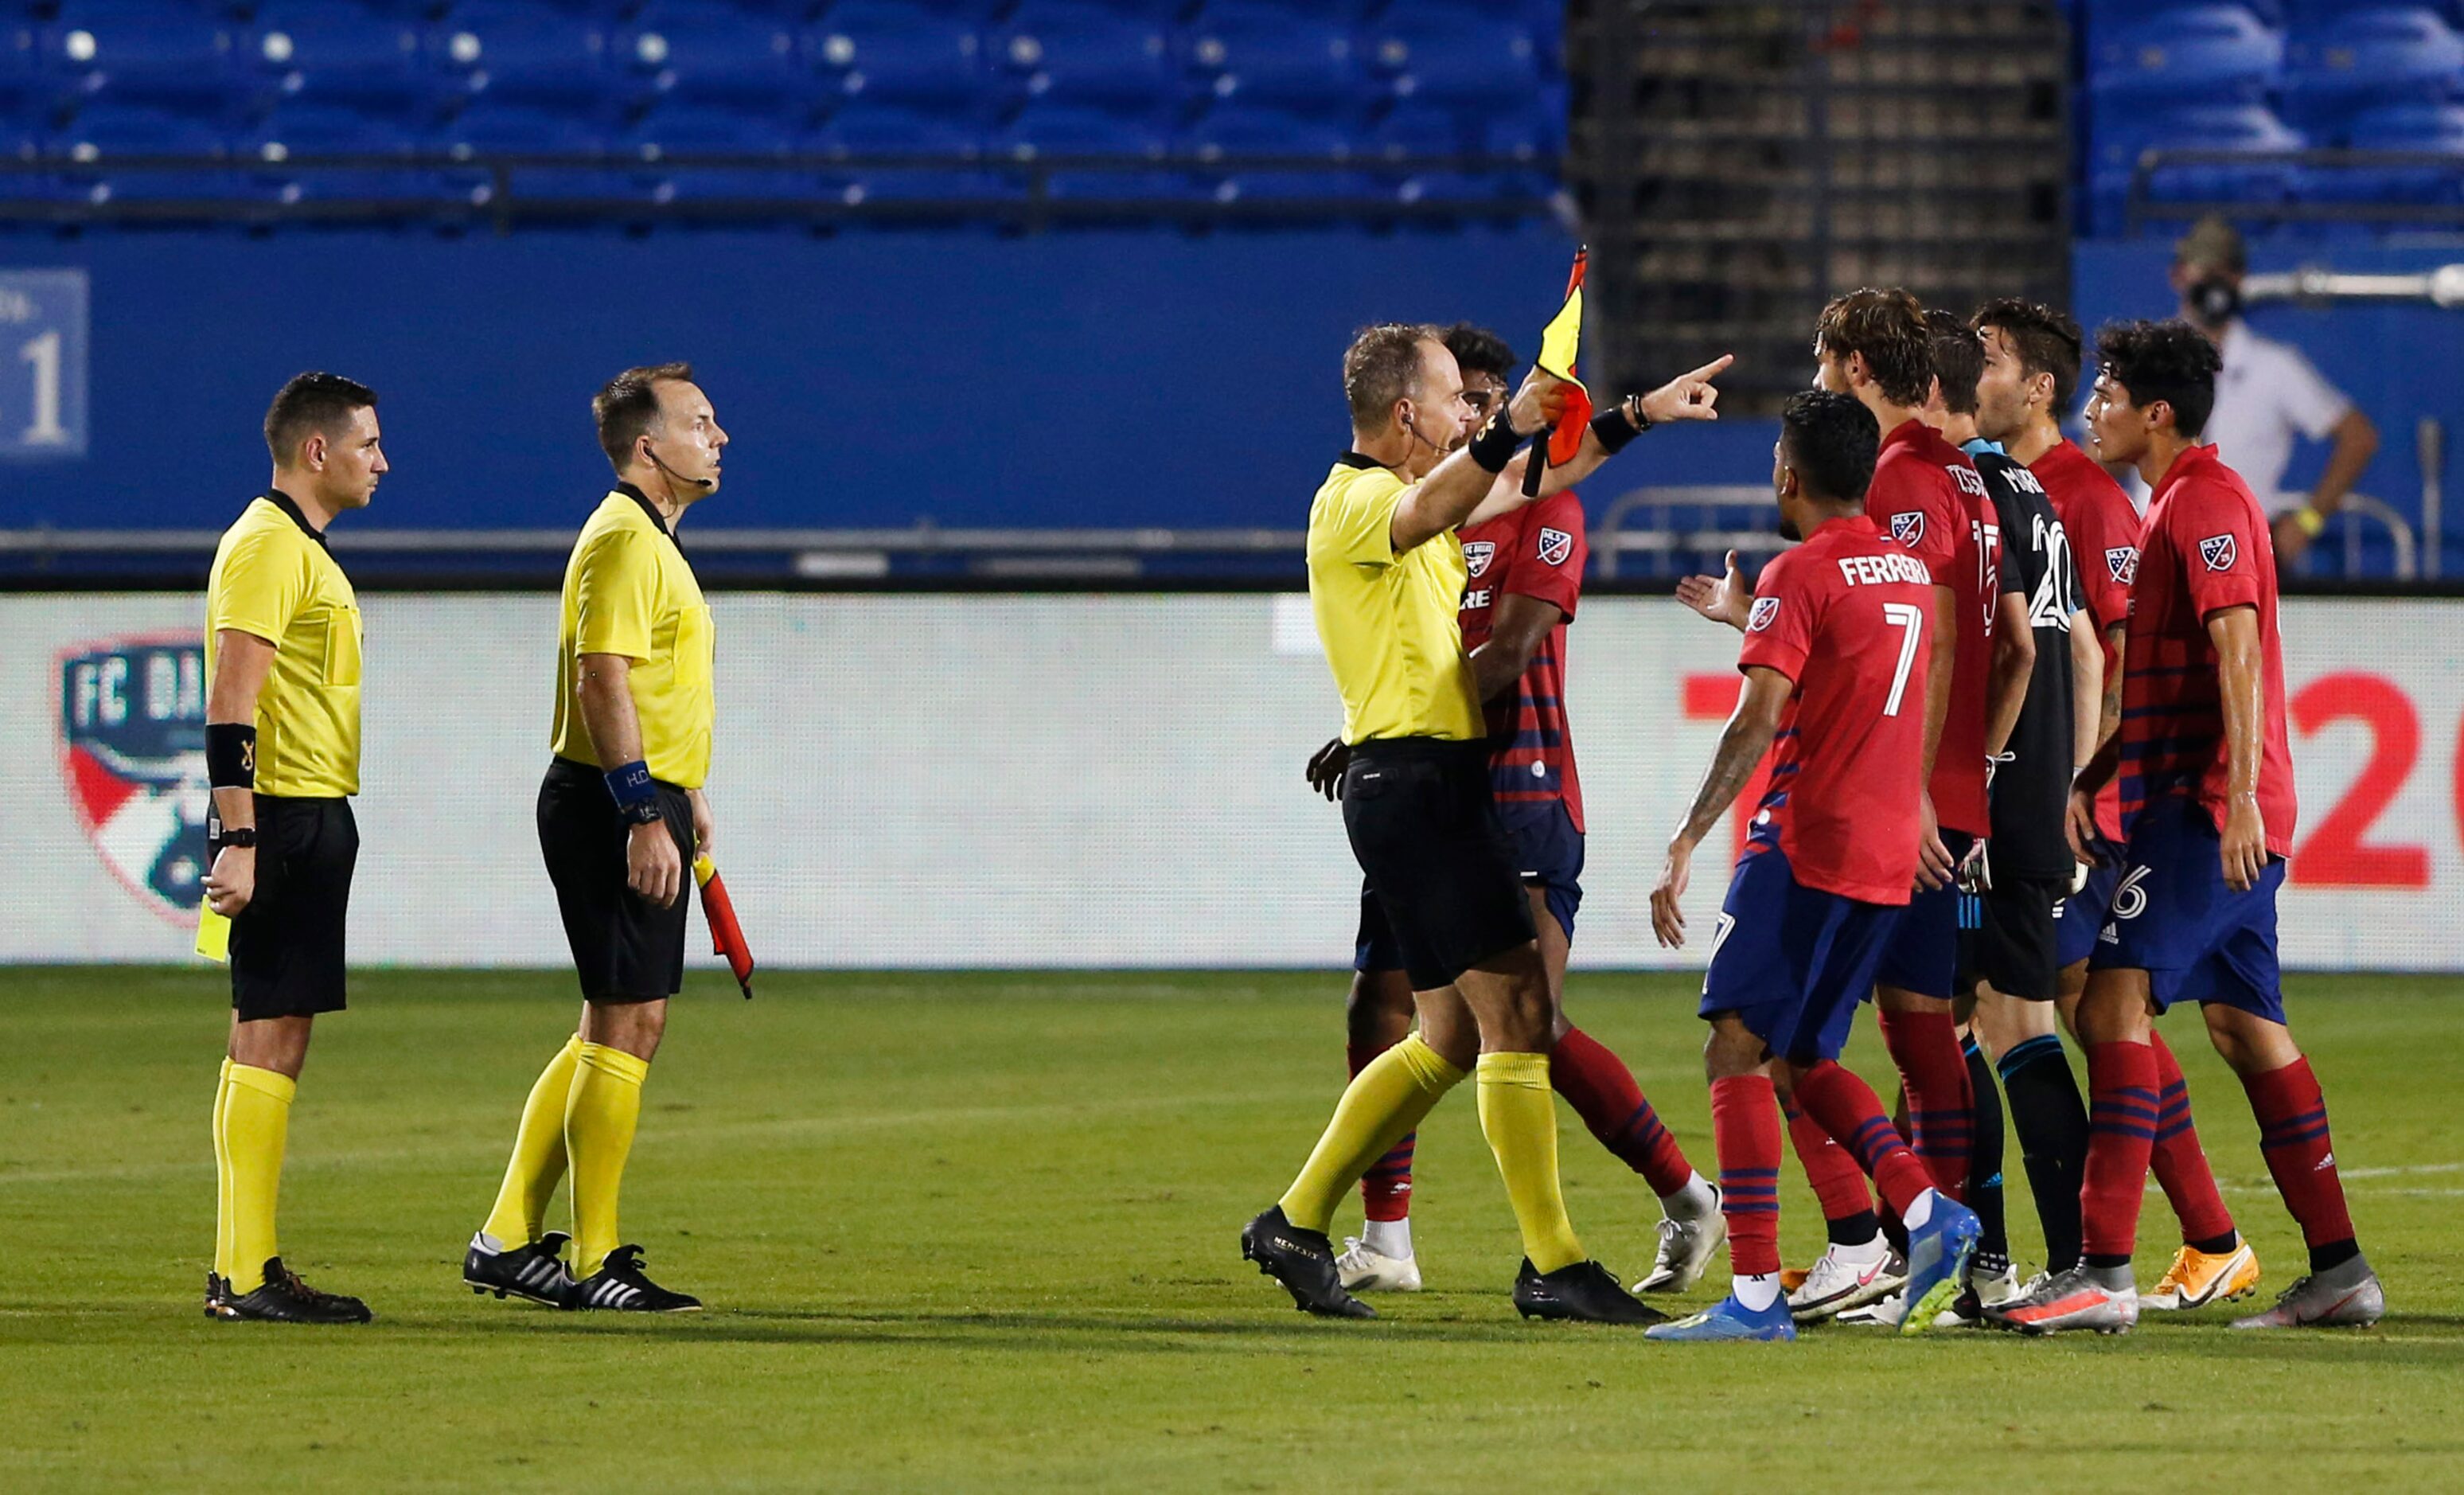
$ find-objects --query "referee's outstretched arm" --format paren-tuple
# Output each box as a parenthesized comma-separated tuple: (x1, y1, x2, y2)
(1476, 353, 1737, 516)
(1388, 367, 1572, 551)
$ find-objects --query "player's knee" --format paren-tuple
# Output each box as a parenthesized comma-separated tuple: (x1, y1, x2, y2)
(2202, 1005, 2299, 1076)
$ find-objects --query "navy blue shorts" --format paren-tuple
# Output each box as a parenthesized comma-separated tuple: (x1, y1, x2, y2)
(1873, 829, 1975, 1001)
(1698, 845, 1903, 1064)
(1355, 798, 1582, 974)
(2088, 796, 2287, 1022)
(2054, 834, 2123, 971)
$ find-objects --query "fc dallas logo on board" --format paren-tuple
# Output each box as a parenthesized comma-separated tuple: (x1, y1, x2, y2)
(2107, 546, 2138, 584)
(1536, 527, 1573, 567)
(2201, 533, 2238, 571)
(1890, 511, 1925, 547)
(1463, 541, 1495, 580)
(58, 636, 210, 926)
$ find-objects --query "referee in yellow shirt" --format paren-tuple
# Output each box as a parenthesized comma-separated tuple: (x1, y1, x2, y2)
(464, 362, 723, 1313)
(201, 373, 386, 1323)
(1241, 324, 1727, 1322)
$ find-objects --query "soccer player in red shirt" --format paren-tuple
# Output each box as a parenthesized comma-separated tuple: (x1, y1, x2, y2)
(1324, 324, 1723, 1299)
(1990, 321, 2384, 1334)
(1977, 299, 2257, 1313)
(1647, 391, 1981, 1342)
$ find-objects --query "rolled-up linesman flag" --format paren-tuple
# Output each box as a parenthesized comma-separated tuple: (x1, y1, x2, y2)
(1522, 245, 1594, 497)
(694, 853, 756, 999)
(196, 813, 232, 962)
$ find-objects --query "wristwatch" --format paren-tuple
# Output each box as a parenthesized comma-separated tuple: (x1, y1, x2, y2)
(215, 826, 258, 849)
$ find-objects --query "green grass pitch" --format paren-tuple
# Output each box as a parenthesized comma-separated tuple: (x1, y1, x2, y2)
(6, 967, 2462, 1492)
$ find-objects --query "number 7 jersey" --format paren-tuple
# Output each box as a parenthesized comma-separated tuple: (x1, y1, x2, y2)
(1736, 514, 1936, 906)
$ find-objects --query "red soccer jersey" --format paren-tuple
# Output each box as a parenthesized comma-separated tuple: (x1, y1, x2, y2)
(1736, 515, 1937, 905)
(1459, 490, 1587, 831)
(1865, 418, 1997, 837)
(2118, 443, 2298, 857)
(2033, 438, 2142, 844)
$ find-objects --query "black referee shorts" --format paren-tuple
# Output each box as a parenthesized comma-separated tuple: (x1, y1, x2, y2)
(227, 795, 357, 1021)
(538, 757, 693, 1005)
(1963, 876, 2064, 1002)
(1340, 737, 1536, 992)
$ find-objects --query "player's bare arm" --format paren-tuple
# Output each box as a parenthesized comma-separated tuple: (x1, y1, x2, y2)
(1475, 355, 1737, 517)
(2068, 730, 2124, 866)
(1984, 590, 2035, 759)
(1651, 665, 1791, 948)
(1675, 548, 1750, 630)
(1913, 584, 1959, 889)
(1470, 593, 1567, 702)
(576, 652, 684, 908)
(2206, 603, 2269, 892)
(2068, 609, 2104, 774)
(1389, 369, 1568, 551)
(201, 629, 277, 918)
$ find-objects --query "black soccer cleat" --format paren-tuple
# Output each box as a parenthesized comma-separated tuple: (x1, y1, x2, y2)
(1240, 1205, 1375, 1318)
(206, 1257, 374, 1324)
(563, 1244, 702, 1313)
(1513, 1258, 1668, 1325)
(464, 1231, 575, 1306)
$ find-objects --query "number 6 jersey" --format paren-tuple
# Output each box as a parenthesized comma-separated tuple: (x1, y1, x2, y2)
(1735, 514, 1937, 905)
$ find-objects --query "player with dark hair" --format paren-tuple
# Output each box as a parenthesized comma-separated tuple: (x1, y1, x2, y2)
(1991, 321, 2384, 1333)
(201, 373, 386, 1322)
(1646, 390, 1982, 1342)
(463, 362, 726, 1313)
(1319, 322, 1722, 1300)
(1242, 322, 1725, 1324)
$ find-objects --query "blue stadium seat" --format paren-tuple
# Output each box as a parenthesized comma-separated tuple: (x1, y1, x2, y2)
(2302, 100, 2464, 200)
(435, 3, 616, 111)
(251, 3, 439, 115)
(435, 102, 631, 203)
(1191, 105, 1375, 204)
(622, 2, 805, 111)
(996, 3, 1174, 112)
(1185, 4, 1359, 113)
(1367, 14, 1542, 109)
(2, 19, 37, 124)
(49, 103, 238, 205)
(2084, 0, 2287, 25)
(2284, 7, 2464, 109)
(621, 105, 808, 204)
(2089, 6, 2283, 102)
(806, 2, 984, 111)
(991, 102, 1186, 201)
(812, 101, 1014, 204)
(244, 103, 437, 204)
(39, 2, 246, 114)
(2089, 103, 2303, 233)
(2285, 0, 2464, 26)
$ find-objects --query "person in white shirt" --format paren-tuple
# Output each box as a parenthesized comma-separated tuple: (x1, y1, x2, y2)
(2170, 216, 2380, 568)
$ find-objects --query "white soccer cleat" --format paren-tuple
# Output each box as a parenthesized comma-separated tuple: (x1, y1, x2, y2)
(1973, 1259, 2026, 1310)
(1787, 1243, 1905, 1322)
(1834, 1289, 1910, 1329)
(1335, 1237, 1421, 1293)
(1632, 1186, 1727, 1294)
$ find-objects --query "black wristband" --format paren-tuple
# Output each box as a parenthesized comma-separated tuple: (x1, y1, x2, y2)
(1466, 412, 1523, 474)
(205, 723, 256, 790)
(1590, 401, 1644, 455)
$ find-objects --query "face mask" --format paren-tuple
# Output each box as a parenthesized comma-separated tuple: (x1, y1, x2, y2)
(2188, 275, 2241, 324)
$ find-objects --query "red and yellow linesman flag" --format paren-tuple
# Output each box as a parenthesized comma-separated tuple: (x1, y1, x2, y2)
(694, 853, 756, 998)
(1524, 246, 1593, 495)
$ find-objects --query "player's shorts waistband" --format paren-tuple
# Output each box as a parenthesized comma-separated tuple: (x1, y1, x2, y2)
(1347, 736, 1491, 765)
(248, 792, 350, 809)
(547, 755, 689, 794)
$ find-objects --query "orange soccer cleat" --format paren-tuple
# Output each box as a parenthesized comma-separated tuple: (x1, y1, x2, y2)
(2139, 1236, 2261, 1311)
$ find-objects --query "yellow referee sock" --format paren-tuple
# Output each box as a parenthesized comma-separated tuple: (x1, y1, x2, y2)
(219, 1064, 296, 1294)
(565, 1042, 651, 1279)
(481, 1035, 582, 1248)
(1476, 1052, 1585, 1275)
(1278, 1034, 1464, 1235)
(210, 1059, 234, 1282)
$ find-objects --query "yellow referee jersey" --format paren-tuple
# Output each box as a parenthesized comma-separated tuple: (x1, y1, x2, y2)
(204, 493, 362, 797)
(1306, 454, 1483, 744)
(550, 485, 715, 789)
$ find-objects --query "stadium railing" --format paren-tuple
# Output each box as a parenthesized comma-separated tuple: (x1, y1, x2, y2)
(2124, 147, 2464, 234)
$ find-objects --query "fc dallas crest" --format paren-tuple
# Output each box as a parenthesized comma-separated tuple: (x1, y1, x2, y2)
(1463, 540, 1496, 579)
(58, 636, 210, 926)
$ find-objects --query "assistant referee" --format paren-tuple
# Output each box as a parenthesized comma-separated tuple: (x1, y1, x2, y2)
(464, 362, 724, 1314)
(201, 372, 387, 1324)
(1240, 323, 1727, 1323)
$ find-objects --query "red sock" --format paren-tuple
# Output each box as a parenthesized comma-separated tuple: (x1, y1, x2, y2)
(1791, 1060, 1934, 1217)
(1552, 1025, 1695, 1198)
(1349, 1038, 1414, 1223)
(1781, 1093, 1873, 1223)
(2080, 1040, 2160, 1261)
(2146, 1032, 2237, 1247)
(2241, 1056, 2357, 1252)
(1710, 1075, 1783, 1276)
(1877, 1009, 1973, 1199)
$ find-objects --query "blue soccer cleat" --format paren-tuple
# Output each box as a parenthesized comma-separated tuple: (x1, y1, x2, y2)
(1643, 1291, 1797, 1342)
(1897, 1191, 1982, 1337)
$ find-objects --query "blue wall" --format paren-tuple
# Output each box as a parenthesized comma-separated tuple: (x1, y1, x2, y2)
(1, 225, 1628, 533)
